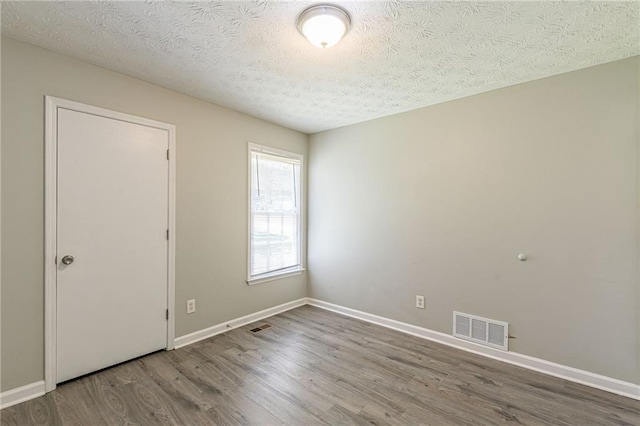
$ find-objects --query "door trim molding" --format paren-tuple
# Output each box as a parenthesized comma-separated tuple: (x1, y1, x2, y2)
(44, 96, 176, 392)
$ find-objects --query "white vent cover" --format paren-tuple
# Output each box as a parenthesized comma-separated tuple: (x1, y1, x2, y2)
(453, 311, 509, 351)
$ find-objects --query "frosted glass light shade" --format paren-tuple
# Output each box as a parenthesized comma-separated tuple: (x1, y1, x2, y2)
(297, 5, 351, 48)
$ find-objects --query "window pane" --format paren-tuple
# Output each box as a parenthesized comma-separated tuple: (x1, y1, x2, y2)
(250, 149, 301, 278)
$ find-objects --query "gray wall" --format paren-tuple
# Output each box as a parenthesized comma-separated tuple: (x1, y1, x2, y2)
(2, 35, 638, 393)
(1, 37, 308, 391)
(308, 57, 640, 384)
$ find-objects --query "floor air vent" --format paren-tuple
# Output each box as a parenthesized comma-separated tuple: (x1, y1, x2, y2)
(249, 324, 272, 333)
(453, 312, 508, 351)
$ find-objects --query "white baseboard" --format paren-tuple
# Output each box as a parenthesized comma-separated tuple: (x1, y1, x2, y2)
(174, 297, 308, 349)
(307, 298, 640, 401)
(0, 381, 45, 409)
(3, 296, 636, 411)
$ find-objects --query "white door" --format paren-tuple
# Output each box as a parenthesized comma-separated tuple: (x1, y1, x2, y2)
(56, 107, 169, 383)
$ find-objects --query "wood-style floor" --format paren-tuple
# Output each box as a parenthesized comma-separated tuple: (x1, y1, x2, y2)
(2, 305, 639, 425)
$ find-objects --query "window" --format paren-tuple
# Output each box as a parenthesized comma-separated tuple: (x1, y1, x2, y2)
(248, 143, 303, 284)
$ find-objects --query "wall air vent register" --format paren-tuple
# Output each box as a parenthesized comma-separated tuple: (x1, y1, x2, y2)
(454, 311, 509, 351)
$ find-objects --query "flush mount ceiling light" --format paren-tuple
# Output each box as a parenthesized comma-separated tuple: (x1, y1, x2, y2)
(297, 4, 351, 48)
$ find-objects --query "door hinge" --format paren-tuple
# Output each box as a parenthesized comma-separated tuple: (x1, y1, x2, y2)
(166, 229, 169, 240)
(166, 149, 169, 160)
(55, 256, 57, 265)
(166, 309, 169, 320)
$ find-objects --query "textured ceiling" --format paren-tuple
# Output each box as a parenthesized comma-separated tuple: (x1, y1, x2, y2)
(2, 1, 639, 134)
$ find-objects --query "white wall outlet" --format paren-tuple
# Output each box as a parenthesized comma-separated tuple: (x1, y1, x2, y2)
(186, 299, 196, 314)
(416, 295, 425, 309)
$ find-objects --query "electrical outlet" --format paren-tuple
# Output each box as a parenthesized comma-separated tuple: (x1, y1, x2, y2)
(416, 295, 425, 309)
(186, 299, 196, 314)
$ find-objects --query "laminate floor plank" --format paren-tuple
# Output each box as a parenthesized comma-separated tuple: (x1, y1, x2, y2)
(240, 349, 336, 414)
(232, 375, 327, 425)
(0, 393, 62, 426)
(454, 361, 638, 425)
(396, 404, 474, 426)
(188, 347, 259, 389)
(255, 347, 372, 414)
(52, 378, 112, 425)
(81, 370, 137, 425)
(107, 358, 203, 425)
(2, 305, 638, 425)
(225, 347, 332, 416)
(321, 402, 392, 426)
(374, 377, 502, 426)
(202, 386, 282, 426)
(138, 353, 217, 417)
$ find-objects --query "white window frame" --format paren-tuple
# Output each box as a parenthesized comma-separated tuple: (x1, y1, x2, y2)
(247, 143, 305, 285)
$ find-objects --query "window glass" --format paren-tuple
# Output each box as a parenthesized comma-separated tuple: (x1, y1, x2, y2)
(249, 145, 302, 282)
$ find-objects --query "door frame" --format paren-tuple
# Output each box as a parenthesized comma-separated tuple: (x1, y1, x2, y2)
(44, 96, 176, 392)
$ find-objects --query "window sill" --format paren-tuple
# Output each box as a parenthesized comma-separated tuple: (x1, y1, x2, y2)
(247, 268, 305, 286)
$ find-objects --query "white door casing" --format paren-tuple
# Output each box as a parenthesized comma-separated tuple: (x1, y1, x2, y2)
(45, 97, 176, 391)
